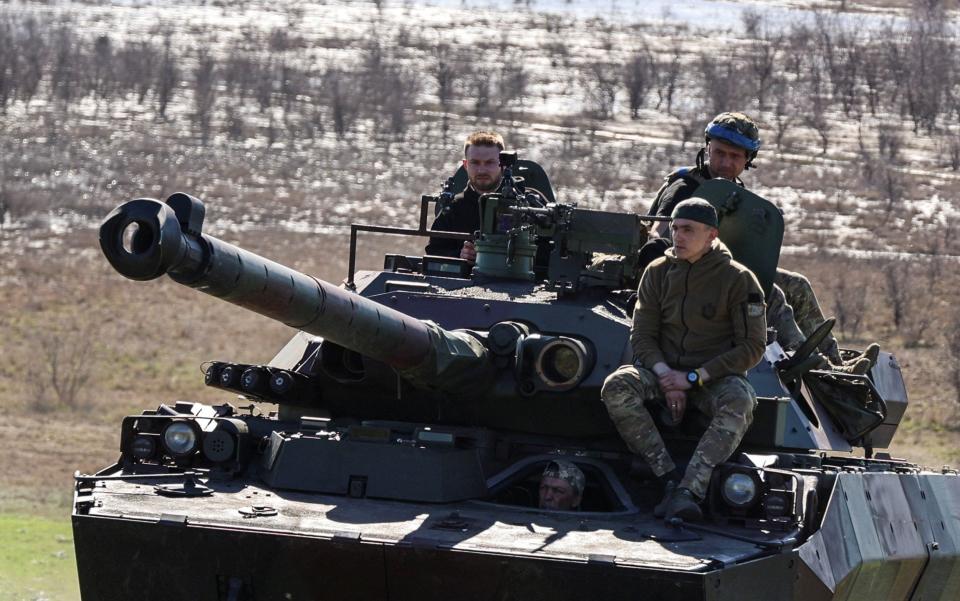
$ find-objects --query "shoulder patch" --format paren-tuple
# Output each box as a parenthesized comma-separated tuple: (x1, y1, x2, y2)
(747, 301, 765, 317)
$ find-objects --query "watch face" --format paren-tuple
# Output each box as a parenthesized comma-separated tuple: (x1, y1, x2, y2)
(687, 371, 698, 383)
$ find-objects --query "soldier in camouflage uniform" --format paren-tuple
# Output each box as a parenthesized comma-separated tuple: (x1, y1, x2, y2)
(602, 199, 767, 522)
(538, 460, 586, 511)
(648, 112, 876, 372)
(775, 269, 838, 361)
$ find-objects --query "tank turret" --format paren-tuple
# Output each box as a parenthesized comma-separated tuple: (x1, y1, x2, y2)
(97, 190, 645, 437)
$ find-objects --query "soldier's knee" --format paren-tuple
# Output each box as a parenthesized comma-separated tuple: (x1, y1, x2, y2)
(601, 370, 632, 406)
(714, 379, 757, 420)
(601, 366, 655, 412)
(777, 268, 811, 291)
(602, 365, 641, 393)
(725, 393, 756, 432)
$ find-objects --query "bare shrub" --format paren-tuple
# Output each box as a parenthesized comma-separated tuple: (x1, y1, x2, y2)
(802, 63, 831, 155)
(655, 43, 682, 114)
(193, 48, 217, 144)
(89, 34, 115, 108)
(811, 14, 863, 119)
(902, 1, 954, 133)
(224, 105, 246, 140)
(698, 52, 745, 116)
(673, 97, 709, 154)
(118, 40, 157, 104)
(945, 134, 960, 171)
(353, 39, 420, 137)
(463, 65, 494, 118)
(303, 95, 325, 140)
(740, 8, 762, 37)
(877, 128, 902, 163)
(947, 309, 960, 403)
(498, 59, 528, 112)
(581, 61, 619, 119)
(883, 259, 937, 346)
(280, 61, 305, 119)
(27, 318, 98, 413)
(382, 64, 420, 137)
(325, 68, 360, 139)
(623, 45, 655, 119)
(0, 18, 16, 113)
(830, 262, 866, 339)
(543, 40, 569, 68)
(268, 26, 292, 52)
(859, 45, 884, 116)
(155, 33, 179, 120)
(18, 17, 47, 107)
(254, 57, 275, 112)
(784, 23, 813, 81)
(770, 76, 798, 150)
(49, 23, 79, 107)
(740, 13, 782, 110)
(222, 49, 253, 102)
(883, 261, 908, 330)
(879, 168, 904, 215)
(432, 43, 458, 110)
(856, 125, 877, 183)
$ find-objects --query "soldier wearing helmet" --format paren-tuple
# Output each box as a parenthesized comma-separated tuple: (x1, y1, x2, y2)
(648, 112, 760, 233)
(646, 113, 877, 372)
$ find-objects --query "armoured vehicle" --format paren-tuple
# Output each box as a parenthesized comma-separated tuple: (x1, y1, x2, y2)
(74, 159, 959, 600)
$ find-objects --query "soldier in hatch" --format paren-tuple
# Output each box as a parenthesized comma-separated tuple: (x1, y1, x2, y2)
(602, 199, 766, 522)
(647, 112, 877, 372)
(538, 460, 585, 511)
(424, 130, 505, 262)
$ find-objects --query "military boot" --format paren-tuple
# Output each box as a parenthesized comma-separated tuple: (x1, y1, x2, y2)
(862, 343, 880, 369)
(665, 487, 703, 522)
(835, 357, 871, 375)
(838, 343, 880, 374)
(653, 480, 678, 518)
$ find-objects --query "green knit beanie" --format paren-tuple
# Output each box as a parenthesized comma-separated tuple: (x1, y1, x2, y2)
(671, 198, 718, 228)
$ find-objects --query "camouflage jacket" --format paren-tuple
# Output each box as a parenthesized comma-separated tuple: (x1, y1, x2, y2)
(631, 241, 766, 378)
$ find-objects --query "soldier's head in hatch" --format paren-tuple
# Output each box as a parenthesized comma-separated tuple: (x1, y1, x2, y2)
(538, 460, 585, 510)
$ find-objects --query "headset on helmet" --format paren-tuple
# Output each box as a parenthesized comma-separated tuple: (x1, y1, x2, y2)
(704, 112, 761, 167)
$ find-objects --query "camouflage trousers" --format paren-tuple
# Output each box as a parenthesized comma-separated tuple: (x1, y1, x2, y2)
(767, 284, 805, 351)
(775, 268, 841, 363)
(600, 365, 757, 500)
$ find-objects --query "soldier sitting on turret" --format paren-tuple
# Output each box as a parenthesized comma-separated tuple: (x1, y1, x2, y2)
(538, 460, 585, 511)
(425, 130, 506, 263)
(601, 199, 767, 523)
(646, 112, 879, 374)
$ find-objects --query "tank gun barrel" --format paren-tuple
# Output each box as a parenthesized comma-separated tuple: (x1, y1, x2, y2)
(99, 194, 433, 369)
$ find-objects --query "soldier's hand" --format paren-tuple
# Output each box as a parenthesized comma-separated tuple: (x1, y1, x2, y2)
(665, 390, 687, 424)
(460, 240, 477, 263)
(659, 369, 692, 392)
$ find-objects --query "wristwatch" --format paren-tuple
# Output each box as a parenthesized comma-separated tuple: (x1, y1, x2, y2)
(686, 370, 703, 388)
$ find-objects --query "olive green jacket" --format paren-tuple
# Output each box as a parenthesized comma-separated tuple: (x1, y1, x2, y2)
(631, 241, 766, 378)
